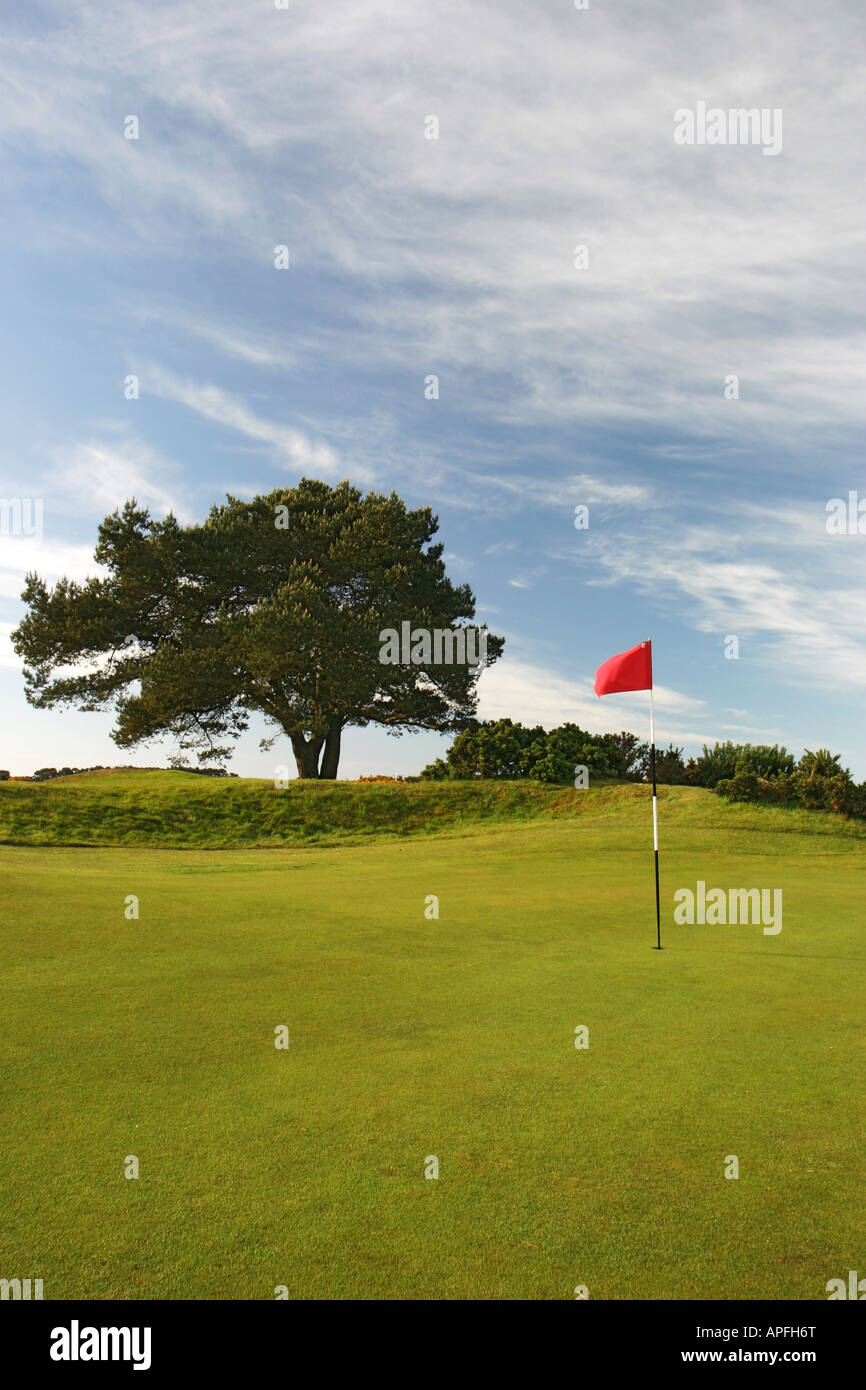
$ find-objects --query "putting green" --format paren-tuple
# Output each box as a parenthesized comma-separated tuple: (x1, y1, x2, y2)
(2, 787, 863, 1299)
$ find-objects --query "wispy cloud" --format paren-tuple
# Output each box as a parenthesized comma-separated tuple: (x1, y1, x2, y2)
(143, 366, 344, 476)
(132, 304, 295, 369)
(51, 437, 189, 522)
(1, 0, 864, 775)
(571, 512, 866, 694)
(472, 472, 653, 512)
(2, 2, 864, 445)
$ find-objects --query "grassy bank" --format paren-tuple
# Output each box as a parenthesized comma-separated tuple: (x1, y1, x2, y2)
(2, 769, 865, 850)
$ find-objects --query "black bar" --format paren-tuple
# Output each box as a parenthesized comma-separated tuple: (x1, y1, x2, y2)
(5, 1298, 859, 1375)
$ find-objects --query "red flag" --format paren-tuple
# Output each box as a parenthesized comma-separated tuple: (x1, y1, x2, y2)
(593, 640, 652, 697)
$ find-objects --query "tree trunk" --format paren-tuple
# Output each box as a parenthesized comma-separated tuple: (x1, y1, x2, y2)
(291, 732, 324, 779)
(319, 724, 342, 780)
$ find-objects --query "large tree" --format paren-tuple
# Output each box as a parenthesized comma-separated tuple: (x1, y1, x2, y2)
(13, 479, 503, 778)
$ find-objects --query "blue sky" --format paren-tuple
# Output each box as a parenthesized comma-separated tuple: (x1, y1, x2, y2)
(1, 0, 864, 779)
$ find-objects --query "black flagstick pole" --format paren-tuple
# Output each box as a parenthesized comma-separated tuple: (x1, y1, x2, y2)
(650, 664, 661, 950)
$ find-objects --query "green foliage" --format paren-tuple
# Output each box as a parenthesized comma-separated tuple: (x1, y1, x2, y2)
(654, 745, 686, 784)
(631, 742, 686, 784)
(427, 727, 860, 818)
(434, 718, 542, 780)
(420, 720, 681, 785)
(714, 760, 760, 804)
(0, 768, 586, 848)
(793, 749, 856, 815)
(13, 481, 503, 779)
(603, 730, 646, 779)
(31, 765, 105, 782)
(684, 741, 795, 788)
(713, 746, 864, 821)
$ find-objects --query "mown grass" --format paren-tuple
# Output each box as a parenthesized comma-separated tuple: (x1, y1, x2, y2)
(1, 777, 863, 1299)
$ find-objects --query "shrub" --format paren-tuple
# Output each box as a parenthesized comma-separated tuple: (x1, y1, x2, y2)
(420, 720, 648, 785)
(634, 743, 685, 785)
(712, 745, 865, 821)
(715, 760, 759, 803)
(685, 742, 795, 788)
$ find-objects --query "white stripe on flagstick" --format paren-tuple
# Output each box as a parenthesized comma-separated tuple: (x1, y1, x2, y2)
(650, 680, 658, 850)
(649, 649, 661, 948)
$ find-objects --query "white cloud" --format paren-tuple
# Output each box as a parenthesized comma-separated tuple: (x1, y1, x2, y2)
(1, 2, 864, 445)
(0, 621, 20, 669)
(52, 438, 189, 522)
(132, 304, 295, 369)
(0, 0, 863, 773)
(477, 657, 706, 744)
(572, 513, 866, 694)
(0, 536, 102, 601)
(143, 366, 344, 476)
(0, 435, 185, 606)
(472, 472, 653, 512)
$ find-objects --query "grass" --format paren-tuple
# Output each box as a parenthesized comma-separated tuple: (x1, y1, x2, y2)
(2, 767, 864, 850)
(1, 776, 864, 1299)
(0, 769, 589, 848)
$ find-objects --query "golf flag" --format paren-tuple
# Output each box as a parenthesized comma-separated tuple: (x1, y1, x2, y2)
(593, 640, 652, 696)
(593, 640, 662, 950)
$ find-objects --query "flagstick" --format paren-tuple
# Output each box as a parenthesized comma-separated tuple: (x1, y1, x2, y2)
(650, 683, 661, 950)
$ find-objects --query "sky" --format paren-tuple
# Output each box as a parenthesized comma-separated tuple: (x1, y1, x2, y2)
(0, 0, 864, 780)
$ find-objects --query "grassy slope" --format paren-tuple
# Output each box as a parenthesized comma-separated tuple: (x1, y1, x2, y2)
(2, 768, 865, 849)
(0, 770, 585, 848)
(1, 779, 864, 1299)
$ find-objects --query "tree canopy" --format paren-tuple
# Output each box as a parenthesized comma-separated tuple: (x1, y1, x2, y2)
(13, 479, 503, 778)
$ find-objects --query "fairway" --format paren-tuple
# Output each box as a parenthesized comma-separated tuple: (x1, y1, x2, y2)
(2, 788, 864, 1300)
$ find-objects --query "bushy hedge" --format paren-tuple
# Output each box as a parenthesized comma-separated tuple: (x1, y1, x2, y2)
(422, 727, 864, 820)
(706, 745, 866, 821)
(26, 765, 238, 782)
(31, 766, 103, 782)
(682, 742, 795, 788)
(420, 719, 685, 785)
